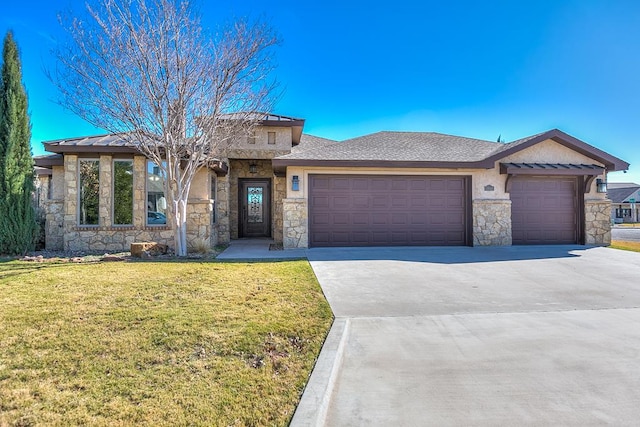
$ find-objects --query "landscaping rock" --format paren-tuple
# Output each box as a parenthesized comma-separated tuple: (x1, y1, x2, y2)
(131, 242, 168, 258)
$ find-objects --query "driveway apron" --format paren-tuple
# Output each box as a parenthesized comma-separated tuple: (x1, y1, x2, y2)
(293, 246, 640, 426)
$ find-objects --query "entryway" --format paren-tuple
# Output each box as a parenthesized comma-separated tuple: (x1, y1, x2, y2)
(238, 179, 271, 238)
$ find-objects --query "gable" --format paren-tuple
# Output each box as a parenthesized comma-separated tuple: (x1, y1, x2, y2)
(499, 139, 604, 166)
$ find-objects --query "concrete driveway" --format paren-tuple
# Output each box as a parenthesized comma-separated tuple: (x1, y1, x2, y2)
(292, 246, 640, 426)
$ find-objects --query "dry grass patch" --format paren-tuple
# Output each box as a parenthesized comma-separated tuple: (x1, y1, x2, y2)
(610, 240, 640, 252)
(0, 260, 332, 426)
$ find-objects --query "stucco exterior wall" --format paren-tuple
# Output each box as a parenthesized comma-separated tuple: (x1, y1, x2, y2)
(224, 127, 293, 160)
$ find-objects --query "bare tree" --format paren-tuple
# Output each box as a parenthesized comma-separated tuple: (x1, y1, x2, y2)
(50, 0, 279, 256)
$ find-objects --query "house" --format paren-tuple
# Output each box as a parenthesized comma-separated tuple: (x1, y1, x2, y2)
(607, 183, 640, 223)
(34, 115, 629, 252)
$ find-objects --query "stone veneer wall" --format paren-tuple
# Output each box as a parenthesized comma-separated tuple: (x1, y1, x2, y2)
(584, 199, 611, 245)
(472, 199, 512, 246)
(273, 176, 286, 243)
(52, 154, 214, 252)
(283, 198, 308, 248)
(214, 172, 231, 245)
(228, 159, 283, 242)
(44, 200, 64, 250)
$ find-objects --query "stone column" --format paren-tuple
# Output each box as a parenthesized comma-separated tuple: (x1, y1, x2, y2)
(472, 199, 512, 246)
(584, 199, 612, 245)
(63, 155, 78, 251)
(99, 155, 112, 227)
(132, 156, 146, 228)
(215, 170, 231, 245)
(283, 198, 308, 248)
(273, 176, 286, 243)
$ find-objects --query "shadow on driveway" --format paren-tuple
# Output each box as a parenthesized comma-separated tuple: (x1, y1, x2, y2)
(307, 244, 584, 264)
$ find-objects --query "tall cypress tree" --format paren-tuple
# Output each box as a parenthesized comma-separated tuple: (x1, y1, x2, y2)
(0, 31, 37, 255)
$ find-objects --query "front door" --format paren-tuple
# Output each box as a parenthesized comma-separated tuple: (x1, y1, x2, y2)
(239, 179, 271, 238)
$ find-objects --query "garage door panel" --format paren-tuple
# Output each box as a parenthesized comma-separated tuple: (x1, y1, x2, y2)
(309, 175, 469, 247)
(372, 195, 388, 208)
(371, 213, 388, 225)
(332, 196, 350, 209)
(352, 178, 370, 190)
(511, 177, 577, 245)
(331, 213, 350, 225)
(312, 195, 330, 208)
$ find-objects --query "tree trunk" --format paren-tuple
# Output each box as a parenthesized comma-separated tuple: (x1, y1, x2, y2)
(173, 198, 188, 257)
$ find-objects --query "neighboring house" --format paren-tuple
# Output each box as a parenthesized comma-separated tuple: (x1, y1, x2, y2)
(607, 183, 640, 223)
(34, 116, 629, 252)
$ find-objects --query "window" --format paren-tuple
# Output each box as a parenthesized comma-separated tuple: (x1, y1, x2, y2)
(147, 160, 167, 225)
(211, 174, 216, 224)
(113, 160, 133, 225)
(79, 159, 99, 225)
(267, 131, 276, 145)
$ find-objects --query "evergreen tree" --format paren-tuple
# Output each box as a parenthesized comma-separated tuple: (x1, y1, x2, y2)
(0, 31, 37, 255)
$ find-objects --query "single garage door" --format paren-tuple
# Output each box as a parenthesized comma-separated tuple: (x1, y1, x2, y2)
(308, 175, 469, 247)
(511, 177, 578, 245)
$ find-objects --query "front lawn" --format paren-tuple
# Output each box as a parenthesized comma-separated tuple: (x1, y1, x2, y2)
(610, 240, 640, 253)
(0, 260, 333, 426)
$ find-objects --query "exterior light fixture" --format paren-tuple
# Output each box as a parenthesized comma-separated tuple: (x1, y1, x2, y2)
(249, 163, 257, 174)
(596, 178, 607, 193)
(292, 175, 300, 191)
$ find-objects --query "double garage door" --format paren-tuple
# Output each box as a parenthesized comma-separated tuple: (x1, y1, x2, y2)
(308, 174, 580, 247)
(309, 175, 470, 247)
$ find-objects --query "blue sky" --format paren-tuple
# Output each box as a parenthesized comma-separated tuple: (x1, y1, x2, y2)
(2, 0, 639, 183)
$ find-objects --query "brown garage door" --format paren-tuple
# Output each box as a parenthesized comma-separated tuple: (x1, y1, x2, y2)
(308, 175, 469, 247)
(511, 177, 578, 245)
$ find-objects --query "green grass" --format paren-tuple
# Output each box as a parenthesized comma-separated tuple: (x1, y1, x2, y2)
(610, 240, 640, 253)
(0, 260, 333, 426)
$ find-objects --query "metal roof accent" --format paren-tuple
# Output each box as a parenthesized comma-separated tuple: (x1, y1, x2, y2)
(499, 163, 606, 174)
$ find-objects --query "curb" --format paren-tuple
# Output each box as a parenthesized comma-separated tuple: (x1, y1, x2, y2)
(290, 317, 351, 427)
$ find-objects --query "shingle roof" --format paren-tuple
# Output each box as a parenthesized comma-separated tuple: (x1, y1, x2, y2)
(277, 131, 500, 162)
(291, 134, 338, 154)
(274, 128, 629, 172)
(607, 186, 640, 203)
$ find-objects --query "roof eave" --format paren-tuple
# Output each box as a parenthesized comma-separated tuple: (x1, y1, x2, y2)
(43, 144, 141, 154)
(272, 158, 489, 170)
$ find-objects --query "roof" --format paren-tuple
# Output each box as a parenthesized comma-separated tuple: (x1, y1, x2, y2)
(607, 182, 639, 189)
(291, 134, 338, 154)
(608, 186, 640, 203)
(273, 128, 629, 172)
(43, 133, 138, 154)
(277, 131, 499, 163)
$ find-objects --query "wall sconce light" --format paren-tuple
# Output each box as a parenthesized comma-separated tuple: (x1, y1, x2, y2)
(292, 175, 300, 191)
(249, 163, 257, 174)
(596, 178, 607, 193)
